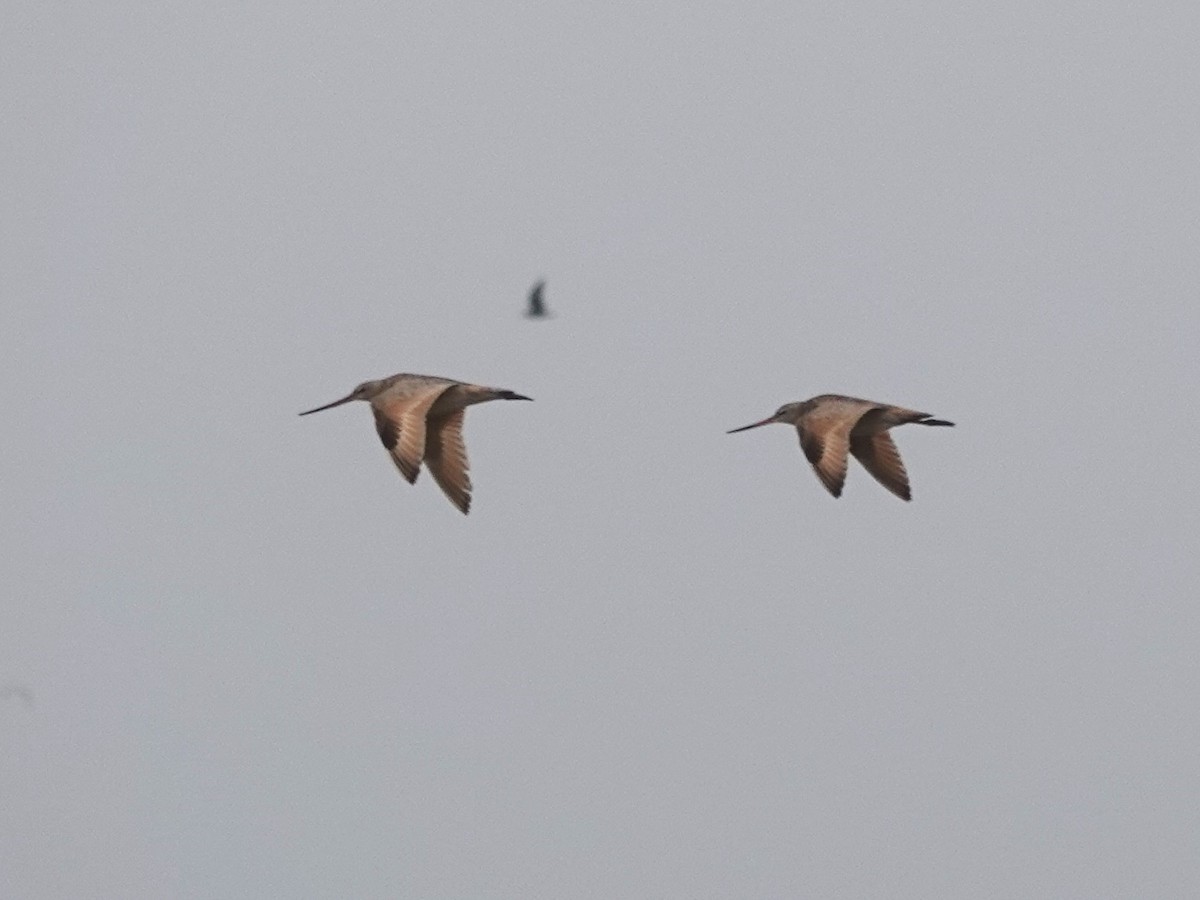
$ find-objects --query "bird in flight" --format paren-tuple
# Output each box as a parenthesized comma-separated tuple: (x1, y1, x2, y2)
(301, 373, 532, 514)
(526, 279, 549, 318)
(728, 394, 953, 500)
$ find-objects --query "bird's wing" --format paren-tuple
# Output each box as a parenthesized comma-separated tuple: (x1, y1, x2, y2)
(527, 280, 545, 316)
(425, 410, 473, 514)
(850, 431, 912, 501)
(371, 384, 455, 483)
(797, 414, 854, 498)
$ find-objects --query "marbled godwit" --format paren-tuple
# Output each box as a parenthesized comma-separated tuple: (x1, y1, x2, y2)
(526, 279, 549, 318)
(300, 373, 532, 514)
(727, 394, 953, 501)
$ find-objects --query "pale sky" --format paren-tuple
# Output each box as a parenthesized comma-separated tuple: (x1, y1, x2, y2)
(3, 3, 1199, 898)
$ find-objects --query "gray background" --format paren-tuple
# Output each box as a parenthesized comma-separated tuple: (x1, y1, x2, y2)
(3, 2, 1198, 897)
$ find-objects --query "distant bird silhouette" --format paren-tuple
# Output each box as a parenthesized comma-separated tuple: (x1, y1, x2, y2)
(728, 394, 954, 501)
(0, 683, 34, 710)
(525, 279, 549, 318)
(300, 373, 532, 514)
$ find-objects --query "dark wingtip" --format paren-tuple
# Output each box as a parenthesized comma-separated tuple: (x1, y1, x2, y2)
(921, 418, 955, 427)
(502, 391, 533, 401)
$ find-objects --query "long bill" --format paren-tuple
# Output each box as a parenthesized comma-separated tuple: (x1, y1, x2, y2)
(298, 393, 356, 416)
(726, 416, 777, 434)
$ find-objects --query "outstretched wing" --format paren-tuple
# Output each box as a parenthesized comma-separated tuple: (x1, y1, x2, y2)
(527, 280, 546, 317)
(850, 431, 912, 501)
(797, 415, 854, 498)
(371, 384, 455, 483)
(425, 410, 473, 514)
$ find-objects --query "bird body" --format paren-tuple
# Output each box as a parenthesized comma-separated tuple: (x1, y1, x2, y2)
(300, 373, 531, 514)
(728, 394, 953, 501)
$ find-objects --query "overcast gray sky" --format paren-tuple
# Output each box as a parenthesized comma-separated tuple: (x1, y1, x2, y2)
(3, 2, 1199, 898)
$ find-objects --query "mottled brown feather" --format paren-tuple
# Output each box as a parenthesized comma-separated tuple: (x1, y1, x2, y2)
(425, 411, 473, 515)
(797, 415, 853, 498)
(850, 431, 912, 501)
(371, 384, 455, 484)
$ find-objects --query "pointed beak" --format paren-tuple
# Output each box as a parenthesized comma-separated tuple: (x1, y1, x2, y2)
(726, 415, 778, 434)
(298, 393, 357, 416)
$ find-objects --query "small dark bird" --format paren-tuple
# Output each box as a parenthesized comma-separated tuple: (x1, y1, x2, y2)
(526, 279, 549, 318)
(727, 394, 954, 501)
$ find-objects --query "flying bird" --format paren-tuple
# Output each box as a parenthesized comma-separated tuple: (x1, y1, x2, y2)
(526, 279, 549, 318)
(727, 394, 953, 500)
(300, 373, 532, 514)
